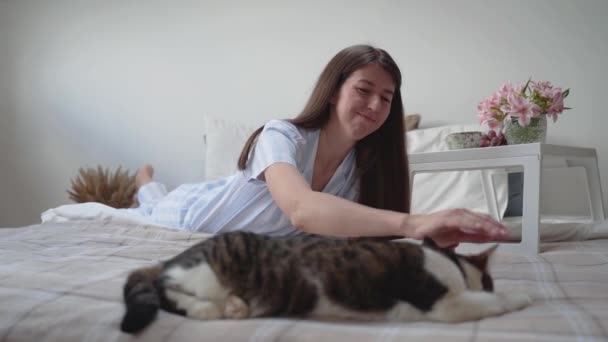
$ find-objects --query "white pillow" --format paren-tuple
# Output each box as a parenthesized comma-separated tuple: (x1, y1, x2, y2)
(203, 117, 508, 217)
(407, 124, 508, 217)
(203, 116, 263, 181)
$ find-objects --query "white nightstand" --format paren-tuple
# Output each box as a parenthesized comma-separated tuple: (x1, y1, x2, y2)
(409, 143, 605, 254)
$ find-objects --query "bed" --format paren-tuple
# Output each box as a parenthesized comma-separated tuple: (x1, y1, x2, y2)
(3, 119, 607, 341)
(2, 218, 608, 342)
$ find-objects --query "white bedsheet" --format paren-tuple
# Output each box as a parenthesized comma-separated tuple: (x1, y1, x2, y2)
(3, 221, 608, 341)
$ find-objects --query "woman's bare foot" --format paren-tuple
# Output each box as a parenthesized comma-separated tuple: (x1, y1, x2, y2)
(135, 164, 154, 189)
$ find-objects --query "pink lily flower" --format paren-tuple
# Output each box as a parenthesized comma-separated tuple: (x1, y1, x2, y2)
(546, 93, 565, 122)
(505, 94, 540, 126)
(477, 79, 568, 134)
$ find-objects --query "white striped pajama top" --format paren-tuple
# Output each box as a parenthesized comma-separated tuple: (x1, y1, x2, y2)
(123, 120, 360, 236)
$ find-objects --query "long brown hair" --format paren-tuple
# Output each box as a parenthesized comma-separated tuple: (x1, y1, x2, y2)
(237, 45, 410, 213)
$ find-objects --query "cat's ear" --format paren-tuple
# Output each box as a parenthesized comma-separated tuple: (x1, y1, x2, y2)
(464, 244, 498, 271)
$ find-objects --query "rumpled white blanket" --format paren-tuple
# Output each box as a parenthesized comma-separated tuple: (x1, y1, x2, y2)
(41, 202, 171, 229)
(502, 215, 608, 241)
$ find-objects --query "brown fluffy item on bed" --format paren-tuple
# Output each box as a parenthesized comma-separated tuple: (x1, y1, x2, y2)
(67, 165, 136, 208)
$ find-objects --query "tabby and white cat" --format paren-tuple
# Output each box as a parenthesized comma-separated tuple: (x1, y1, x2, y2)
(120, 232, 531, 333)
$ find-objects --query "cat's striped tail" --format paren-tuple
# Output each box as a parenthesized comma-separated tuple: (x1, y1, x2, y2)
(120, 265, 163, 334)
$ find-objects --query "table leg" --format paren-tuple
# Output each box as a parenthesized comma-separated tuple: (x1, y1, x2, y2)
(520, 156, 542, 254)
(565, 155, 606, 221)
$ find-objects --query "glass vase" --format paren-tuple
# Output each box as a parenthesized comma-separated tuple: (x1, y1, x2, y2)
(504, 115, 547, 145)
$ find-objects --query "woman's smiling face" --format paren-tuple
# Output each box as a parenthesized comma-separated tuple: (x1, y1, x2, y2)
(330, 63, 396, 141)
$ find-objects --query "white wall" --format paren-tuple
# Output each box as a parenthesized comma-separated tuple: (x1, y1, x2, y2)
(0, 0, 21, 226)
(1, 0, 607, 226)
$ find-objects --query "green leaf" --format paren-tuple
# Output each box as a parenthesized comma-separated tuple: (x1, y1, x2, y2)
(522, 77, 532, 94)
(562, 88, 570, 97)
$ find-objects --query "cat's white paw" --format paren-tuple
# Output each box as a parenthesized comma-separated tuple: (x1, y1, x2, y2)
(499, 292, 533, 312)
(223, 295, 249, 319)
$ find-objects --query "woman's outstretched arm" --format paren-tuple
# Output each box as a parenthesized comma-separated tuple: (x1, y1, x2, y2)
(264, 162, 506, 246)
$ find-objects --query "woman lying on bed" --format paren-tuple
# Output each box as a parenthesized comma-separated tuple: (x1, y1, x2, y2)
(123, 44, 507, 248)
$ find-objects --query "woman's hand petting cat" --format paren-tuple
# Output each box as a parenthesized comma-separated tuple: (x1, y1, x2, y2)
(403, 208, 508, 248)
